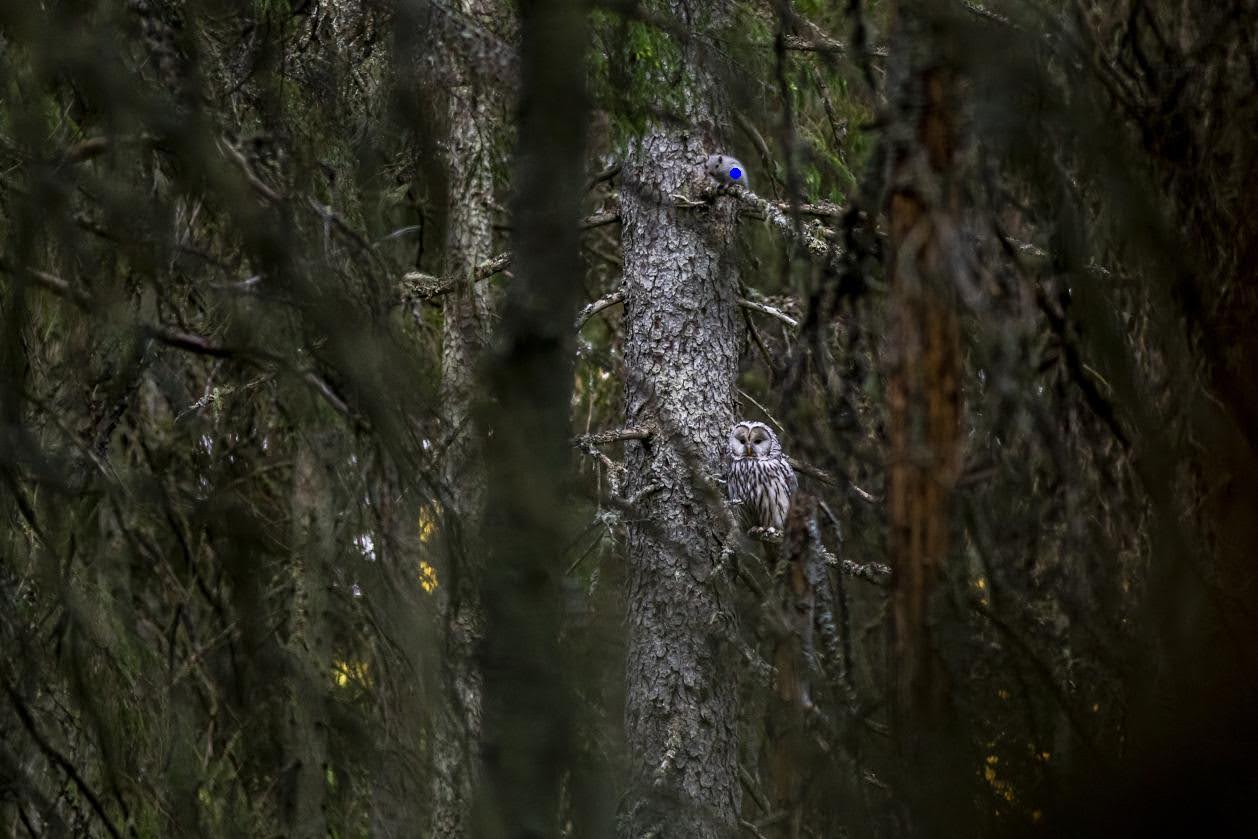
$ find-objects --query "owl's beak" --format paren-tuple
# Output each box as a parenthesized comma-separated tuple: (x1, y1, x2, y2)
(744, 445, 755, 458)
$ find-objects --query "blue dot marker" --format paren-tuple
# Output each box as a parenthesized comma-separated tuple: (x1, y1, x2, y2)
(729, 167, 742, 180)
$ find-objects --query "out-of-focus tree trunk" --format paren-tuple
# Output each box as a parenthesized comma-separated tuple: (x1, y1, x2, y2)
(1059, 4, 1258, 818)
(472, 0, 587, 831)
(618, 8, 743, 833)
(882, 1, 964, 822)
(429, 0, 501, 834)
(285, 442, 333, 838)
(763, 495, 818, 839)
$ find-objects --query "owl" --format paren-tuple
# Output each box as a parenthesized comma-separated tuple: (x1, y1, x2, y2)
(727, 421, 797, 534)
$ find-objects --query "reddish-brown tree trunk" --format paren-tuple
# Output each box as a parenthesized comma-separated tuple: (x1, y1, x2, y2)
(885, 62, 963, 735)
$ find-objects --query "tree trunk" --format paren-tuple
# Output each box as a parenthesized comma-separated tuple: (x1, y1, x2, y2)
(880, 6, 972, 836)
(619, 28, 743, 836)
(883, 4, 963, 742)
(285, 442, 333, 838)
(472, 0, 588, 831)
(763, 495, 818, 839)
(430, 4, 500, 833)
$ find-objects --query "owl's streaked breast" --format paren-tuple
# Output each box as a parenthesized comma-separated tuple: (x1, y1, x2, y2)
(728, 455, 796, 531)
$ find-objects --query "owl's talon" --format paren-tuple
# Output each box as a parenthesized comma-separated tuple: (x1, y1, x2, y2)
(748, 526, 783, 544)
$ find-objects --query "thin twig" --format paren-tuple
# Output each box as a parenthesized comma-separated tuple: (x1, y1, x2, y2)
(738, 297, 799, 328)
(736, 388, 786, 433)
(401, 212, 620, 304)
(787, 457, 879, 503)
(575, 289, 626, 330)
(219, 138, 282, 204)
(738, 763, 772, 814)
(7, 265, 93, 308)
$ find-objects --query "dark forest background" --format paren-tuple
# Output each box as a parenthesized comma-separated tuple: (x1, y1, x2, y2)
(1, 1, 1256, 837)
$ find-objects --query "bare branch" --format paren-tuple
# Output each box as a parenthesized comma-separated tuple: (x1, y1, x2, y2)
(962, 1, 1014, 28)
(575, 286, 798, 331)
(573, 424, 655, 447)
(738, 297, 799, 328)
(736, 387, 786, 432)
(788, 457, 879, 504)
(0, 262, 92, 308)
(782, 34, 844, 54)
(731, 185, 839, 261)
(585, 162, 621, 190)
(5, 685, 125, 839)
(813, 537, 890, 584)
(400, 252, 512, 302)
(769, 200, 844, 220)
(582, 210, 621, 229)
(218, 138, 283, 204)
(575, 289, 626, 330)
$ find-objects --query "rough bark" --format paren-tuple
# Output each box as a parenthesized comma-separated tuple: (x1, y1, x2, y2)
(430, 0, 500, 832)
(619, 21, 744, 836)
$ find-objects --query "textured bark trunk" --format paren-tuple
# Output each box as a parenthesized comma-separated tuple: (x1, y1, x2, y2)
(619, 27, 744, 834)
(430, 6, 499, 834)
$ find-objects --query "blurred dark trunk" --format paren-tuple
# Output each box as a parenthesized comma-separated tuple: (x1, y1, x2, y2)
(882, 3, 965, 832)
(471, 0, 588, 832)
(762, 495, 818, 839)
(1051, 6, 1258, 833)
(884, 6, 962, 735)
(284, 442, 333, 838)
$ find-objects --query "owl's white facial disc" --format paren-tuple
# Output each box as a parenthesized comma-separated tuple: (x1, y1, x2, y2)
(731, 421, 771, 459)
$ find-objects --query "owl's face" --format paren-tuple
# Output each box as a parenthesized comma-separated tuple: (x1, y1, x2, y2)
(729, 421, 782, 461)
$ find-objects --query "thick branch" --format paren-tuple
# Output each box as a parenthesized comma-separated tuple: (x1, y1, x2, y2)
(401, 252, 512, 302)
(730, 185, 839, 261)
(811, 538, 891, 584)
(572, 424, 655, 447)
(585, 162, 621, 190)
